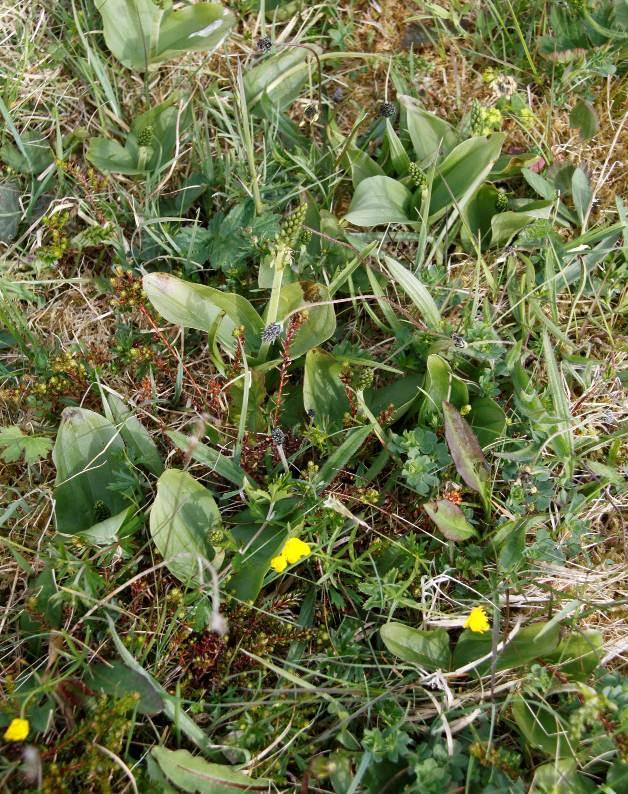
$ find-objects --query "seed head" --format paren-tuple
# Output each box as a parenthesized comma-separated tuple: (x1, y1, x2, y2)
(470, 99, 484, 136)
(261, 322, 283, 343)
(136, 125, 154, 147)
(256, 36, 272, 53)
(379, 102, 396, 119)
(271, 427, 285, 446)
(496, 189, 508, 211)
(409, 162, 427, 189)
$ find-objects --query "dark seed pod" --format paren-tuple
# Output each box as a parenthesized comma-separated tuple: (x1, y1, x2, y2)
(271, 427, 285, 446)
(261, 322, 283, 343)
(379, 101, 396, 119)
(256, 36, 272, 53)
(94, 500, 112, 522)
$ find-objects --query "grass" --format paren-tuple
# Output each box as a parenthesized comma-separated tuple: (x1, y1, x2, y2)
(0, 0, 627, 792)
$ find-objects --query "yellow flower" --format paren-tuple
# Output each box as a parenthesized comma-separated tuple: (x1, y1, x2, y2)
(282, 537, 311, 564)
(464, 606, 490, 634)
(4, 718, 29, 742)
(270, 538, 311, 573)
(270, 555, 287, 573)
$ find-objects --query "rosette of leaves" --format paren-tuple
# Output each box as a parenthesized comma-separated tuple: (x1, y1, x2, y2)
(96, 0, 235, 72)
(87, 100, 189, 175)
(336, 94, 554, 249)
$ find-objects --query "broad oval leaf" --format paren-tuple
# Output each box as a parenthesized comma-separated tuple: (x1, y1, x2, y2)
(443, 401, 490, 499)
(274, 281, 336, 359)
(152, 746, 271, 793)
(384, 119, 410, 176)
(429, 134, 506, 218)
(88, 662, 164, 716)
(424, 499, 477, 541)
(399, 94, 457, 162)
(452, 621, 560, 673)
(0, 180, 21, 243)
(98, 0, 235, 72)
(86, 138, 142, 175)
(380, 622, 450, 670)
(103, 392, 163, 475)
(143, 272, 263, 354)
(511, 699, 573, 759)
(542, 630, 603, 680)
(150, 469, 222, 584)
(303, 349, 349, 430)
(244, 45, 321, 110)
(469, 396, 507, 447)
(345, 176, 413, 226)
(53, 407, 130, 534)
(418, 354, 467, 423)
(530, 760, 595, 794)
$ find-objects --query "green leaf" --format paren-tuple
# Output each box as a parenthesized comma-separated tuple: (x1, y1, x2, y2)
(443, 402, 490, 500)
(452, 621, 560, 673)
(607, 759, 628, 791)
(274, 281, 336, 359)
(0, 181, 21, 243)
(384, 255, 442, 331)
(490, 210, 539, 248)
(313, 425, 373, 491)
(571, 167, 592, 227)
(543, 630, 603, 680)
(167, 431, 251, 488)
(0, 426, 52, 465)
(244, 46, 321, 110)
(461, 184, 499, 251)
(418, 354, 467, 424)
(87, 101, 188, 175)
(344, 176, 413, 226)
(228, 519, 287, 603)
(530, 760, 595, 794)
(143, 272, 262, 354)
(429, 134, 505, 218)
(52, 408, 130, 534)
(103, 392, 163, 475)
(384, 119, 410, 176)
(303, 349, 350, 430)
(107, 616, 215, 753)
(149, 469, 222, 585)
(542, 331, 575, 469)
(569, 99, 599, 140)
(469, 396, 507, 446)
(512, 699, 574, 759)
(152, 746, 270, 793)
(399, 94, 457, 161)
(380, 623, 450, 670)
(97, 0, 234, 72)
(0, 130, 53, 175)
(86, 137, 144, 175)
(424, 499, 477, 541)
(87, 661, 164, 715)
(79, 507, 133, 545)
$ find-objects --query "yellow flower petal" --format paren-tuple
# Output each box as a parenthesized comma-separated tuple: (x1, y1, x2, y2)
(4, 718, 29, 742)
(464, 606, 490, 634)
(282, 537, 311, 564)
(270, 555, 287, 573)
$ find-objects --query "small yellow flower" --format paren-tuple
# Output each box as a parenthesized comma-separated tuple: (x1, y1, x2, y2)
(464, 606, 490, 634)
(282, 537, 311, 564)
(4, 718, 29, 742)
(270, 555, 287, 573)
